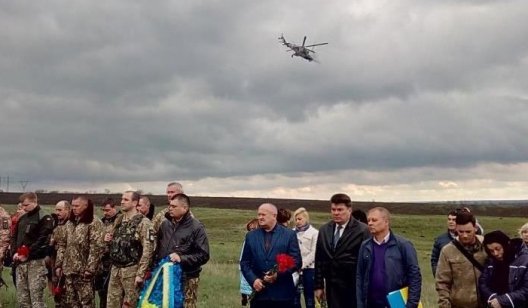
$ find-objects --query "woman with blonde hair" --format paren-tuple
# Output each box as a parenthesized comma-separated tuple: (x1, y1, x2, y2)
(293, 207, 318, 308)
(519, 222, 528, 248)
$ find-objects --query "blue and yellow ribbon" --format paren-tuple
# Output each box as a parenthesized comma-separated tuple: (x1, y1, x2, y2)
(138, 257, 184, 308)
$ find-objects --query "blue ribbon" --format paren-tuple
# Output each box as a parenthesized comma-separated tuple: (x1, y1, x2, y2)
(137, 257, 184, 308)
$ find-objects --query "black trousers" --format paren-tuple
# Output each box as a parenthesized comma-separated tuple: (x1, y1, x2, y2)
(326, 280, 357, 308)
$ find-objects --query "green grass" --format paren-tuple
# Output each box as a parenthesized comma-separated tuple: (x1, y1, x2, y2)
(1, 205, 526, 307)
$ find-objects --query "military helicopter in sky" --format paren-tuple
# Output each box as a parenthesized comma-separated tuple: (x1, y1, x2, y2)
(278, 34, 328, 62)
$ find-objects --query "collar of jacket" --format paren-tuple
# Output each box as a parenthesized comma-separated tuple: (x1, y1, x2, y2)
(102, 212, 120, 224)
(69, 208, 94, 224)
(26, 205, 41, 217)
(166, 210, 191, 224)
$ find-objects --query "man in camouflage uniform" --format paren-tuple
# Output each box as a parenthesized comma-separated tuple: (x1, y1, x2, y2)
(97, 198, 120, 308)
(137, 196, 154, 220)
(157, 193, 210, 308)
(11, 192, 55, 308)
(152, 182, 183, 233)
(55, 196, 104, 308)
(50, 200, 71, 308)
(0, 204, 11, 304)
(107, 191, 154, 308)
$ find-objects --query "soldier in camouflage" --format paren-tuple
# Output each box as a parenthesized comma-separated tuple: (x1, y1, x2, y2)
(137, 196, 155, 220)
(55, 196, 104, 308)
(107, 191, 155, 308)
(0, 204, 11, 297)
(96, 198, 120, 308)
(152, 182, 183, 233)
(11, 192, 55, 308)
(50, 200, 71, 308)
(157, 193, 210, 308)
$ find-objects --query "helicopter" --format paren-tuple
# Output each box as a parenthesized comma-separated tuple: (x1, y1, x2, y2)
(278, 34, 328, 62)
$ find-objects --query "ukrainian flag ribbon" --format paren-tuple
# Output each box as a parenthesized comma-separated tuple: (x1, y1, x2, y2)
(138, 257, 184, 308)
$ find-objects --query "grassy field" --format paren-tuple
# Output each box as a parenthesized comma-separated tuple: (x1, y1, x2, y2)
(0, 204, 526, 307)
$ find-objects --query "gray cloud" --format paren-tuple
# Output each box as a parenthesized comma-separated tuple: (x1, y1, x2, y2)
(1, 0, 527, 201)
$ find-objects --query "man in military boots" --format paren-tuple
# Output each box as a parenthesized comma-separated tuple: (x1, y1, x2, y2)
(107, 191, 155, 308)
(96, 198, 120, 308)
(11, 192, 55, 308)
(55, 196, 104, 308)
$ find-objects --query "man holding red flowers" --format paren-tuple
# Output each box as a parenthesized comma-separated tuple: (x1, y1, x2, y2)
(11, 192, 55, 308)
(241, 203, 302, 308)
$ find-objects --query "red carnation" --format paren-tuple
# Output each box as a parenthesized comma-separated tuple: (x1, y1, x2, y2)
(52, 285, 63, 296)
(276, 253, 296, 273)
(17, 245, 30, 257)
(248, 253, 297, 302)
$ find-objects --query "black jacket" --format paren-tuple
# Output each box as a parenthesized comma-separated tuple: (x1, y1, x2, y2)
(157, 211, 209, 278)
(314, 218, 370, 308)
(12, 205, 55, 261)
(479, 241, 528, 307)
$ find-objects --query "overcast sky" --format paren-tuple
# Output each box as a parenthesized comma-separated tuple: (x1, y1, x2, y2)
(1, 0, 527, 202)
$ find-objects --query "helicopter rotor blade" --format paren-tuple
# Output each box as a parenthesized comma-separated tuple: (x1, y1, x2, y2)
(305, 43, 328, 48)
(302, 36, 307, 47)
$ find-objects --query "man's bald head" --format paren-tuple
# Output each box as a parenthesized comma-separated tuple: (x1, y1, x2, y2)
(257, 203, 277, 231)
(258, 203, 278, 215)
(55, 200, 71, 222)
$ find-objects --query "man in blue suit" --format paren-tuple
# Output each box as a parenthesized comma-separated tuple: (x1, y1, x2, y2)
(241, 203, 302, 308)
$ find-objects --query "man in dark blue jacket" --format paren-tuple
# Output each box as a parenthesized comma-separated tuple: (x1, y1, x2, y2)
(430, 209, 457, 277)
(241, 203, 302, 308)
(356, 207, 422, 308)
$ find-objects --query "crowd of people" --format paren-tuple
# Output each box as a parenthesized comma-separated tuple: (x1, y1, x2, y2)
(0, 182, 210, 308)
(240, 195, 528, 308)
(1, 187, 528, 308)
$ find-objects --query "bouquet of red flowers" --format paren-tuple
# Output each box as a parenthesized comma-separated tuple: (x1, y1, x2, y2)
(17, 245, 30, 257)
(248, 253, 297, 301)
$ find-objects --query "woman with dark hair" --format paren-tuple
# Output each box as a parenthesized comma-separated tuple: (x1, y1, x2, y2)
(478, 230, 528, 308)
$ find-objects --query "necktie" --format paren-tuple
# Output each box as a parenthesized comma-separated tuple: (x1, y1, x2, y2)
(333, 225, 342, 249)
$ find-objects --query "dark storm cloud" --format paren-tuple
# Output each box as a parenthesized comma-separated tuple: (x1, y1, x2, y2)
(1, 0, 527, 200)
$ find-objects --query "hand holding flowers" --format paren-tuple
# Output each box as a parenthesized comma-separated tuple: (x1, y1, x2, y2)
(248, 253, 296, 301)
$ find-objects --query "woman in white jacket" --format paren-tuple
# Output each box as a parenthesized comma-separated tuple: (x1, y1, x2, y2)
(293, 207, 319, 308)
